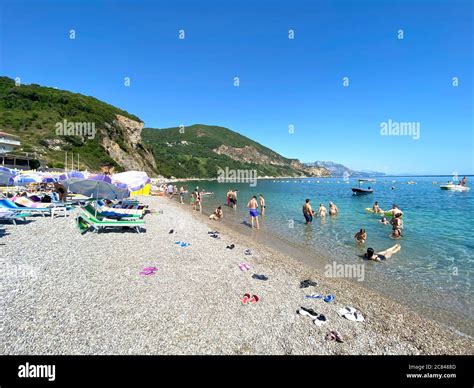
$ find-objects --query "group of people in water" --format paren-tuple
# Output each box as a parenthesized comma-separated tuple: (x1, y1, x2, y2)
(302, 199, 339, 223)
(163, 183, 404, 262)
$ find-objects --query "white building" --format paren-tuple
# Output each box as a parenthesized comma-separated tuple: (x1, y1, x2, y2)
(0, 131, 21, 154)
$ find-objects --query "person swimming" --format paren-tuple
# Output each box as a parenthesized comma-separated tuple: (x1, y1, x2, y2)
(379, 216, 389, 225)
(363, 244, 401, 261)
(329, 201, 338, 216)
(354, 229, 367, 244)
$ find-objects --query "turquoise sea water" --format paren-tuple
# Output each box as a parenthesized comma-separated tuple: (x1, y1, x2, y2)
(181, 176, 474, 335)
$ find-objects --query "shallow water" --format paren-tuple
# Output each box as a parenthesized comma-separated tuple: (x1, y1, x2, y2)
(181, 176, 474, 336)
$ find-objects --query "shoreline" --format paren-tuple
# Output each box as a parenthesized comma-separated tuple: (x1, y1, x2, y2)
(1, 195, 472, 355)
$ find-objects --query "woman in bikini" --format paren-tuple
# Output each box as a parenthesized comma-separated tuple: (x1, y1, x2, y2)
(363, 244, 401, 261)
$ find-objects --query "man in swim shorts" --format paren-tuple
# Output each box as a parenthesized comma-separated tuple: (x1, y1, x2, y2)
(363, 244, 401, 261)
(247, 195, 259, 229)
(302, 199, 314, 224)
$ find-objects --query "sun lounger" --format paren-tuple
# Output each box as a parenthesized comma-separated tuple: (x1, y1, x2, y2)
(77, 206, 145, 233)
(0, 199, 52, 217)
(0, 210, 28, 225)
(96, 200, 144, 217)
(84, 203, 141, 220)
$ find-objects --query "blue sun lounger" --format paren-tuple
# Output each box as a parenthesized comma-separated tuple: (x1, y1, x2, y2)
(0, 199, 52, 217)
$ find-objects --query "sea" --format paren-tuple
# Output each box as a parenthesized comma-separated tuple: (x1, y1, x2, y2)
(179, 176, 474, 337)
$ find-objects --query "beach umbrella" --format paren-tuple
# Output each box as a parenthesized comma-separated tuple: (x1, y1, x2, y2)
(0, 166, 18, 185)
(58, 170, 89, 181)
(62, 175, 129, 200)
(112, 171, 150, 192)
(13, 173, 43, 185)
(40, 173, 59, 183)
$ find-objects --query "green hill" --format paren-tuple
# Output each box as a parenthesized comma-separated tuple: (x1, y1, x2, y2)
(0, 76, 156, 173)
(142, 125, 329, 178)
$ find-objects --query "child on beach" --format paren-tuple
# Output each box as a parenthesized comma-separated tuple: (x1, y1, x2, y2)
(209, 206, 223, 220)
(247, 196, 259, 229)
(354, 229, 367, 244)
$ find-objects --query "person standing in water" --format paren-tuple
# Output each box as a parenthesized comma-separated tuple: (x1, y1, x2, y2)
(460, 176, 467, 186)
(390, 212, 403, 238)
(179, 186, 186, 204)
(329, 202, 338, 216)
(318, 203, 327, 217)
(259, 194, 266, 216)
(354, 229, 367, 244)
(302, 199, 314, 224)
(247, 195, 259, 229)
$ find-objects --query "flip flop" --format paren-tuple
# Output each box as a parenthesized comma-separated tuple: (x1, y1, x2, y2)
(241, 293, 251, 305)
(299, 279, 318, 288)
(313, 314, 327, 326)
(226, 244, 235, 249)
(239, 263, 250, 271)
(244, 249, 252, 255)
(169, 229, 174, 234)
(248, 294, 260, 304)
(252, 274, 268, 281)
(305, 294, 323, 299)
(297, 307, 319, 319)
(332, 331, 344, 343)
(175, 241, 181, 244)
(325, 332, 336, 341)
(323, 294, 335, 303)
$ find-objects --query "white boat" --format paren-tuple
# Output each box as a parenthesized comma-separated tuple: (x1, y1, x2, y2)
(439, 184, 470, 192)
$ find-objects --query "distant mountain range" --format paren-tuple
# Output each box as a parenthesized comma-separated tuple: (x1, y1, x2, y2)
(303, 161, 386, 177)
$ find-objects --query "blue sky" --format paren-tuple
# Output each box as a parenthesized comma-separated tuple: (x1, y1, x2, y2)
(0, 0, 472, 174)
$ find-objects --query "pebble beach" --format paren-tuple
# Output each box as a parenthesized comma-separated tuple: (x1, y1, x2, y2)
(1, 196, 472, 355)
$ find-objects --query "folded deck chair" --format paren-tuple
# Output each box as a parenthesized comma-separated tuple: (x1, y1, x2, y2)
(0, 199, 51, 217)
(78, 206, 145, 233)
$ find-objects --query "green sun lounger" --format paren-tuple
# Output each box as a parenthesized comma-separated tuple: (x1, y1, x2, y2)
(78, 206, 145, 233)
